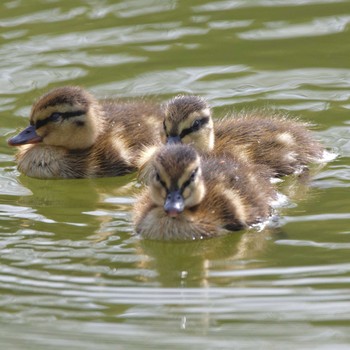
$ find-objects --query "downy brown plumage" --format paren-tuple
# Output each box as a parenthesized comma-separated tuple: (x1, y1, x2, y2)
(8, 86, 163, 179)
(161, 95, 324, 176)
(134, 144, 276, 240)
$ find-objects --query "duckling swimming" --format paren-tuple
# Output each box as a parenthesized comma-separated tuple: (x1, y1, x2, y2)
(134, 144, 276, 240)
(161, 95, 324, 176)
(8, 86, 163, 179)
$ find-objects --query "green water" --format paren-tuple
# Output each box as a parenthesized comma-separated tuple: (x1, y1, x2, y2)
(1, 0, 350, 349)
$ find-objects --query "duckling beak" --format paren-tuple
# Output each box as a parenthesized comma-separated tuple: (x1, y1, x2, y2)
(7, 125, 43, 146)
(164, 190, 185, 218)
(166, 135, 182, 145)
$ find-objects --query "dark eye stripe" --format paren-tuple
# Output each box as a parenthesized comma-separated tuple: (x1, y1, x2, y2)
(160, 179, 167, 191)
(35, 110, 86, 129)
(156, 173, 168, 191)
(179, 117, 209, 139)
(181, 167, 198, 191)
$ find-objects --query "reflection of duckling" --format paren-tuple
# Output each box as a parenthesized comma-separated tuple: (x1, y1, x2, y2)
(134, 144, 276, 240)
(162, 95, 324, 176)
(8, 86, 163, 179)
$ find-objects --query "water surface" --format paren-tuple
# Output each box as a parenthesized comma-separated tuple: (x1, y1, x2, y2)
(1, 0, 350, 349)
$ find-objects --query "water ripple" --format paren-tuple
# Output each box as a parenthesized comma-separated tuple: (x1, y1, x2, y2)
(87, 0, 176, 19)
(0, 1, 350, 347)
(239, 15, 350, 40)
(194, 0, 347, 12)
(0, 7, 87, 27)
(94, 67, 350, 109)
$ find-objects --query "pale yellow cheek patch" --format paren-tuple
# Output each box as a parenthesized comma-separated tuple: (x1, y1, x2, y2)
(150, 185, 167, 207)
(276, 132, 295, 146)
(183, 181, 206, 208)
(182, 186, 191, 200)
(183, 131, 212, 152)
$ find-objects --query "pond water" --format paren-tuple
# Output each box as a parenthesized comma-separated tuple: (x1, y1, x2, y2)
(1, 0, 350, 348)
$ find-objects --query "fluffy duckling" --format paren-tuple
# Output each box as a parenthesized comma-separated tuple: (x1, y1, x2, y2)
(8, 86, 163, 179)
(161, 95, 324, 176)
(134, 144, 276, 240)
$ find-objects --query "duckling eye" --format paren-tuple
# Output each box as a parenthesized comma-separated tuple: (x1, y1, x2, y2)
(156, 173, 161, 182)
(50, 112, 62, 122)
(35, 112, 62, 129)
(179, 117, 209, 138)
(192, 119, 201, 130)
(35, 110, 85, 130)
(189, 167, 199, 182)
(163, 121, 168, 137)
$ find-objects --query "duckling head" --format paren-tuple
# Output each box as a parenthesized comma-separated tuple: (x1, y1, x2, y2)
(161, 95, 214, 152)
(150, 144, 206, 217)
(8, 86, 104, 150)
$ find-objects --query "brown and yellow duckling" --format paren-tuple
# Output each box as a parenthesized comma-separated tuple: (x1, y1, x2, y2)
(161, 95, 325, 177)
(7, 86, 163, 179)
(134, 144, 277, 241)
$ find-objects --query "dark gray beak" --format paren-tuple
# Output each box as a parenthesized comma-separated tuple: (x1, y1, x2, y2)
(166, 135, 182, 145)
(164, 190, 185, 217)
(7, 125, 43, 146)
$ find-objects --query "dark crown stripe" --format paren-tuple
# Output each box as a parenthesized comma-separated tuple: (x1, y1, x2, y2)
(39, 93, 89, 110)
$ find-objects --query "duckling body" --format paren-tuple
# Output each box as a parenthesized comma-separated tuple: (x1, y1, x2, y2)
(162, 95, 324, 176)
(8, 86, 163, 179)
(134, 144, 276, 240)
(214, 113, 323, 176)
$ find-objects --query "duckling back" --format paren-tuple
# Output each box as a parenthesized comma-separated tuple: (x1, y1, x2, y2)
(89, 99, 163, 178)
(101, 99, 163, 153)
(134, 144, 276, 240)
(214, 111, 324, 176)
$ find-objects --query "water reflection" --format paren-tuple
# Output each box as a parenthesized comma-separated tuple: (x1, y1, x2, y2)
(14, 174, 136, 233)
(136, 228, 284, 288)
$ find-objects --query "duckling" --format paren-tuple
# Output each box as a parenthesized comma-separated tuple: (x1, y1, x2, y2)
(7, 86, 163, 179)
(134, 144, 276, 240)
(161, 95, 325, 176)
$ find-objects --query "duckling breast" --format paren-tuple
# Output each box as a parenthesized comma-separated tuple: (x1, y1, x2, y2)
(16, 144, 69, 179)
(134, 192, 220, 240)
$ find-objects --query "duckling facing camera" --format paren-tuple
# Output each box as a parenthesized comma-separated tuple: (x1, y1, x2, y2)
(8, 86, 163, 179)
(134, 144, 277, 241)
(162, 95, 325, 177)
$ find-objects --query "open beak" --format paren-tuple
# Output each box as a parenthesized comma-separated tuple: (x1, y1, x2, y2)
(7, 125, 43, 146)
(166, 135, 182, 145)
(164, 190, 185, 218)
